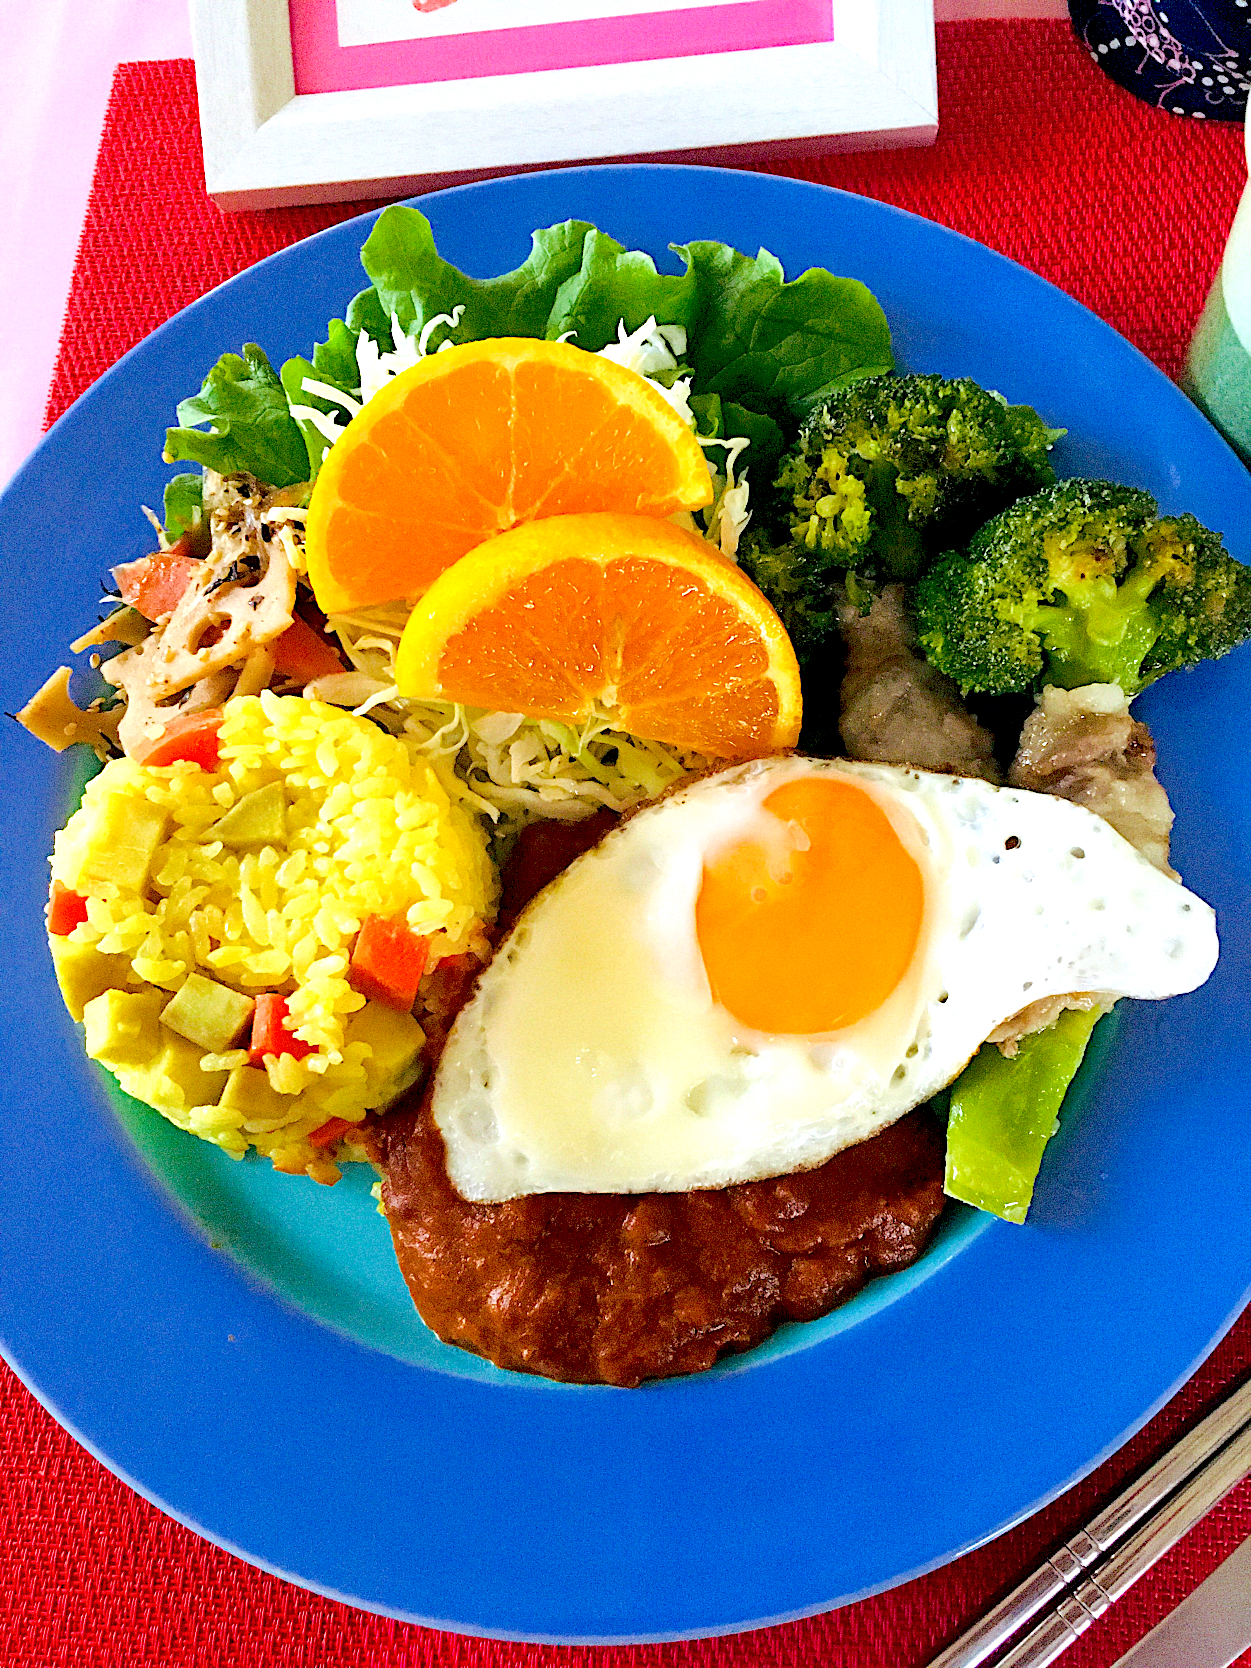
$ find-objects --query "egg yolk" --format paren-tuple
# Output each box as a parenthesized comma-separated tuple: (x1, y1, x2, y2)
(696, 777, 925, 1034)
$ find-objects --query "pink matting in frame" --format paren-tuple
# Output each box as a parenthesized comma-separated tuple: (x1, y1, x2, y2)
(289, 0, 834, 92)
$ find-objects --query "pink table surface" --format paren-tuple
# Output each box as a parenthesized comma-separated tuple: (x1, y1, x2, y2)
(0, 0, 191, 492)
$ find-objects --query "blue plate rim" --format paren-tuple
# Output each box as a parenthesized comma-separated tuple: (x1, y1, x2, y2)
(5, 1291, 1251, 1645)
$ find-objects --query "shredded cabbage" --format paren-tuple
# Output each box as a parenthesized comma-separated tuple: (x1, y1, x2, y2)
(588, 317, 753, 557)
(307, 603, 710, 840)
(287, 306, 465, 446)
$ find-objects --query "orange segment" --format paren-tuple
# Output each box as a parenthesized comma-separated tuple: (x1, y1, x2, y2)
(393, 512, 802, 760)
(304, 339, 714, 614)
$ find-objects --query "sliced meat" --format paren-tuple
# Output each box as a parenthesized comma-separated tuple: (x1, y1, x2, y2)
(992, 681, 1176, 1052)
(1008, 682, 1175, 875)
(985, 991, 1111, 1058)
(838, 584, 1002, 782)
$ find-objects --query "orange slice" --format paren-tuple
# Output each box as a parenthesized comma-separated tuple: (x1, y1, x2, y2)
(304, 338, 714, 615)
(394, 512, 802, 760)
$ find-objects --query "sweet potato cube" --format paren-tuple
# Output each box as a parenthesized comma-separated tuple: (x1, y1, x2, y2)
(160, 974, 255, 1053)
(209, 782, 287, 847)
(77, 794, 167, 893)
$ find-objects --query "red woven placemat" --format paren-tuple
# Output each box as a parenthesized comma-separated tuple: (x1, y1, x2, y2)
(6, 20, 1249, 1667)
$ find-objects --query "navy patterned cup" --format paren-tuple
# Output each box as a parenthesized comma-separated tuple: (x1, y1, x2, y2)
(1069, 0, 1251, 118)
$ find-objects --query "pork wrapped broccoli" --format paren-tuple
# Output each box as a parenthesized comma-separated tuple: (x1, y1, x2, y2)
(741, 373, 1061, 661)
(773, 373, 1059, 577)
(914, 478, 1251, 697)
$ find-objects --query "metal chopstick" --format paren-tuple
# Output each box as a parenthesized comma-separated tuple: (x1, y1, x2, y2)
(995, 1417, 1251, 1668)
(926, 1374, 1251, 1668)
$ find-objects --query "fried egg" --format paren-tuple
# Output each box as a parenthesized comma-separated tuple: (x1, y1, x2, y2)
(433, 757, 1217, 1202)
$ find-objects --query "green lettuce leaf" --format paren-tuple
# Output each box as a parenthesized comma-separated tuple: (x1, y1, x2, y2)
(280, 318, 364, 478)
(688, 393, 787, 486)
(546, 229, 697, 348)
(722, 401, 787, 477)
(345, 283, 394, 348)
(164, 344, 309, 487)
(170, 208, 893, 495)
(279, 207, 607, 475)
(361, 206, 596, 341)
(543, 231, 893, 413)
(676, 242, 894, 416)
(162, 472, 204, 540)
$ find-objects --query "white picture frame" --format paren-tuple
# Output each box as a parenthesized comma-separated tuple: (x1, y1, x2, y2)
(191, 0, 938, 210)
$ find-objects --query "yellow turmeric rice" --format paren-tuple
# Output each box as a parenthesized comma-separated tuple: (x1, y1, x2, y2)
(48, 692, 496, 1180)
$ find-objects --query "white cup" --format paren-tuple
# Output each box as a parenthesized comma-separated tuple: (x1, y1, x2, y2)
(1182, 108, 1251, 462)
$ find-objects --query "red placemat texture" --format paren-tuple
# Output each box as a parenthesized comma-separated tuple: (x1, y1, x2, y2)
(7, 18, 1248, 1668)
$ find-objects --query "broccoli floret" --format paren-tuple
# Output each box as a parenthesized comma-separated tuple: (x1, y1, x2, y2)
(772, 372, 1061, 585)
(736, 538, 853, 656)
(740, 372, 1059, 665)
(913, 477, 1251, 696)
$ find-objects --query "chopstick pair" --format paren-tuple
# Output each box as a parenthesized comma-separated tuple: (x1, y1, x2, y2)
(926, 1373, 1251, 1668)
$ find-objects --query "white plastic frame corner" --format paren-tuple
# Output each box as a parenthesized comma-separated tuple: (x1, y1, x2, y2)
(192, 0, 938, 210)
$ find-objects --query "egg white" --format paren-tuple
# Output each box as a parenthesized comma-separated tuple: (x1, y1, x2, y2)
(433, 757, 1218, 1202)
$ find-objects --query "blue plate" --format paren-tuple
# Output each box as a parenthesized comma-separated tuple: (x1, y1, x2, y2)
(1, 165, 1249, 1644)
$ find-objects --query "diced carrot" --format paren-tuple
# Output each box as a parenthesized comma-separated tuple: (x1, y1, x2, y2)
(113, 539, 200, 621)
(308, 1116, 353, 1149)
(133, 709, 224, 770)
(249, 993, 315, 1065)
(349, 914, 431, 1012)
(270, 613, 345, 683)
(47, 881, 90, 935)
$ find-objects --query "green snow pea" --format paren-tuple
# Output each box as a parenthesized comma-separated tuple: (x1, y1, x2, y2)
(943, 1005, 1108, 1224)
